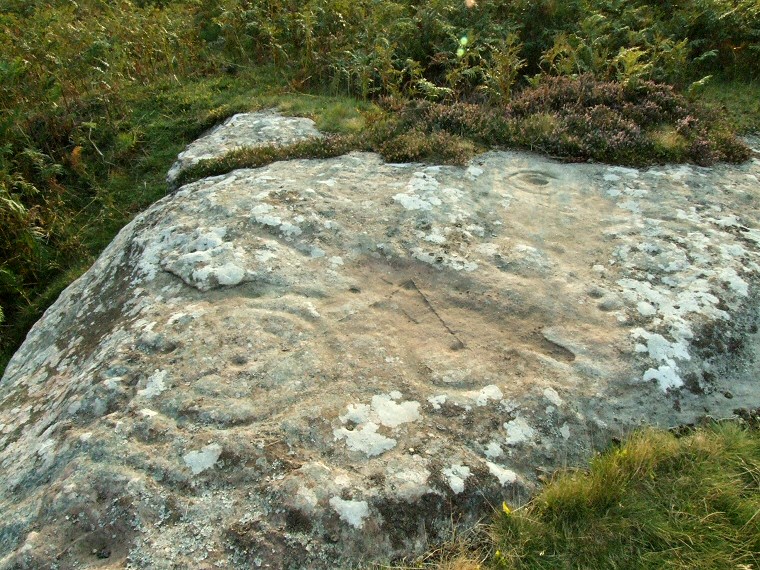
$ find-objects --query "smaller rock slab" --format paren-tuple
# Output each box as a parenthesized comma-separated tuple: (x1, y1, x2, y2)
(166, 110, 323, 184)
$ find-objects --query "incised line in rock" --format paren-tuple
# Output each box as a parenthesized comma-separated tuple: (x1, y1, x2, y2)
(393, 279, 467, 351)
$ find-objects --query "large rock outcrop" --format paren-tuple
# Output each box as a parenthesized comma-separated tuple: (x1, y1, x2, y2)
(1, 113, 759, 569)
(166, 110, 323, 185)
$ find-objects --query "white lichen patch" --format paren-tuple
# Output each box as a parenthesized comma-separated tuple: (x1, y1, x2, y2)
(334, 473, 352, 488)
(393, 193, 428, 211)
(466, 165, 484, 178)
(442, 464, 471, 494)
(251, 204, 303, 237)
(486, 462, 518, 486)
(513, 244, 552, 272)
(294, 486, 319, 513)
(718, 267, 749, 297)
(634, 330, 691, 363)
(428, 395, 447, 410)
(484, 441, 504, 459)
(385, 462, 432, 501)
(504, 417, 536, 446)
(340, 394, 421, 428)
(333, 422, 397, 457)
(637, 301, 657, 317)
(475, 385, 503, 406)
(255, 244, 279, 264)
(183, 443, 223, 475)
(157, 226, 255, 291)
(465, 224, 485, 237)
(334, 394, 421, 456)
(633, 328, 691, 391)
(304, 302, 322, 319)
(370, 394, 421, 428)
(424, 229, 447, 245)
(193, 261, 246, 287)
(280, 222, 303, 237)
(476, 243, 500, 256)
(189, 227, 227, 251)
(138, 370, 168, 399)
(393, 171, 448, 212)
(643, 365, 683, 392)
(456, 384, 504, 408)
(339, 403, 372, 425)
(329, 497, 369, 529)
(607, 165, 640, 178)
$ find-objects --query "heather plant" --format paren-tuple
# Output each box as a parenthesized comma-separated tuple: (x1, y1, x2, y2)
(341, 76, 748, 168)
(505, 76, 749, 164)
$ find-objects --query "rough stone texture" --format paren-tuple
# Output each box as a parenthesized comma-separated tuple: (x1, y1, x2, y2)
(166, 110, 322, 184)
(1, 117, 759, 568)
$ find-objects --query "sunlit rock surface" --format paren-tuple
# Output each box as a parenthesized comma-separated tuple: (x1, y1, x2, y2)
(1, 113, 759, 569)
(166, 110, 322, 185)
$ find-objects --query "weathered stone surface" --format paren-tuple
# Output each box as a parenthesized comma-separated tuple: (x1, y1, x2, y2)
(166, 110, 322, 184)
(1, 116, 759, 568)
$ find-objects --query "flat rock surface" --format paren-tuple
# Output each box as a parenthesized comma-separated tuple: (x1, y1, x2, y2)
(2, 118, 760, 568)
(166, 110, 322, 184)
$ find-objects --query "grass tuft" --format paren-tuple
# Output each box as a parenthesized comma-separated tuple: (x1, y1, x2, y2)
(491, 422, 760, 570)
(699, 81, 760, 135)
(175, 134, 361, 187)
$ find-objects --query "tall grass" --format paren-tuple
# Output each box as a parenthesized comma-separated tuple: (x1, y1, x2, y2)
(490, 422, 760, 569)
(205, 0, 760, 97)
(0, 0, 217, 366)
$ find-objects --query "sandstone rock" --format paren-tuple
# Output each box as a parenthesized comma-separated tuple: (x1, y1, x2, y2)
(1, 114, 759, 568)
(166, 110, 323, 185)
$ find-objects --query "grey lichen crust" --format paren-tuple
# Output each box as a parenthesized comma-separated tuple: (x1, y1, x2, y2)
(1, 121, 759, 568)
(166, 110, 323, 185)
